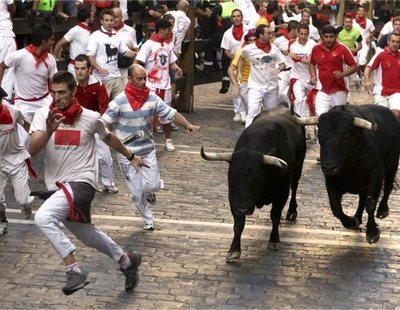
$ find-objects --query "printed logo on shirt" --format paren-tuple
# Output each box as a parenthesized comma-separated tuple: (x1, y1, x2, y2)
(54, 129, 81, 150)
(104, 43, 118, 63)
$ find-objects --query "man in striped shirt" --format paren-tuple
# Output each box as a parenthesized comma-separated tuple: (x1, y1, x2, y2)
(102, 64, 200, 230)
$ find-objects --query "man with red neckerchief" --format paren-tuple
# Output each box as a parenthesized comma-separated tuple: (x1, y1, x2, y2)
(364, 32, 400, 120)
(102, 64, 200, 231)
(309, 25, 357, 116)
(53, 7, 93, 75)
(86, 8, 137, 100)
(0, 24, 57, 145)
(220, 8, 249, 122)
(135, 18, 183, 152)
(0, 86, 34, 233)
(29, 70, 147, 295)
(241, 24, 286, 128)
(112, 7, 138, 86)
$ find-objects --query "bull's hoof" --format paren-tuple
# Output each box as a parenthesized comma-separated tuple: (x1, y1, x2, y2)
(226, 251, 241, 263)
(343, 216, 361, 231)
(366, 231, 380, 244)
(376, 208, 389, 219)
(268, 241, 281, 251)
(286, 211, 297, 223)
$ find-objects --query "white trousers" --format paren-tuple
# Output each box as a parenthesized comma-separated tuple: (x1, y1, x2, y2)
(374, 93, 400, 111)
(239, 82, 249, 115)
(245, 87, 279, 128)
(117, 149, 163, 222)
(292, 80, 313, 117)
(34, 183, 124, 261)
(278, 70, 290, 104)
(0, 36, 16, 97)
(315, 90, 348, 116)
(0, 160, 33, 211)
(357, 42, 370, 66)
(95, 134, 115, 187)
(232, 85, 246, 114)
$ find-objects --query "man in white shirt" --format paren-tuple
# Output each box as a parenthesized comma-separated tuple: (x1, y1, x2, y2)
(241, 24, 286, 128)
(86, 8, 137, 100)
(353, 5, 375, 76)
(300, 8, 320, 42)
(0, 0, 16, 97)
(53, 7, 92, 74)
(288, 23, 317, 117)
(0, 23, 57, 144)
(168, 0, 191, 58)
(221, 8, 248, 121)
(112, 7, 138, 86)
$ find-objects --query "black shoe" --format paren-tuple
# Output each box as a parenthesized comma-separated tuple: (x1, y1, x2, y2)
(62, 271, 90, 295)
(219, 87, 229, 94)
(121, 252, 142, 292)
(146, 193, 157, 205)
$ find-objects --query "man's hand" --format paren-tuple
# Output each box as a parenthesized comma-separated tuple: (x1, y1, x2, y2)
(130, 156, 149, 170)
(46, 110, 65, 135)
(364, 82, 373, 94)
(186, 124, 200, 135)
(96, 67, 109, 78)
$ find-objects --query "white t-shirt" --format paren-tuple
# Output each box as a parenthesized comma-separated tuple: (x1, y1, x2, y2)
(221, 25, 248, 55)
(353, 18, 375, 44)
(30, 106, 109, 190)
(63, 24, 91, 61)
(115, 24, 138, 50)
(86, 27, 129, 81)
(289, 38, 317, 82)
(135, 39, 177, 90)
(273, 35, 294, 68)
(380, 20, 393, 36)
(309, 24, 320, 42)
(168, 10, 191, 55)
(241, 42, 286, 90)
(5, 47, 57, 99)
(0, 102, 29, 165)
(0, 0, 14, 37)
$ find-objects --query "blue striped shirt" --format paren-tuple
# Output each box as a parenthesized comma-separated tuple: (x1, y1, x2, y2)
(102, 91, 176, 156)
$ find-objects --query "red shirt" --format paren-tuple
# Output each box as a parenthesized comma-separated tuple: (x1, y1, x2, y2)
(368, 48, 400, 96)
(76, 76, 109, 115)
(310, 41, 356, 94)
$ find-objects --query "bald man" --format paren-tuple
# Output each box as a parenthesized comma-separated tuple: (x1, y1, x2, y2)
(101, 64, 200, 231)
(168, 0, 191, 57)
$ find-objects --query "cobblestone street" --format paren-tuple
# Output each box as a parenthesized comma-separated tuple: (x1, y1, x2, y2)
(2, 83, 400, 309)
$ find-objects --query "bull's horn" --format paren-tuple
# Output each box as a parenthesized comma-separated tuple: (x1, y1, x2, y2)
(262, 155, 288, 169)
(292, 115, 319, 125)
(353, 117, 378, 131)
(200, 146, 232, 162)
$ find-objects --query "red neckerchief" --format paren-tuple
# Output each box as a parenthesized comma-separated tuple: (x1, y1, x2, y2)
(99, 26, 115, 37)
(258, 10, 267, 18)
(283, 31, 291, 41)
(0, 104, 12, 124)
(124, 83, 150, 111)
(114, 21, 124, 31)
(49, 98, 83, 125)
(78, 22, 92, 32)
(149, 32, 167, 46)
(26, 44, 49, 69)
(355, 16, 367, 29)
(232, 24, 244, 41)
(255, 40, 271, 53)
(265, 13, 274, 23)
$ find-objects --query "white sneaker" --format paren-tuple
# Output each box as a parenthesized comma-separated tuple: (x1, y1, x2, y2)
(240, 113, 246, 124)
(0, 221, 8, 235)
(143, 221, 155, 230)
(233, 113, 241, 122)
(165, 139, 175, 152)
(104, 185, 119, 194)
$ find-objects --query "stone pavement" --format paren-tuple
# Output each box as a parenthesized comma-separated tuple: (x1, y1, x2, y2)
(2, 83, 400, 309)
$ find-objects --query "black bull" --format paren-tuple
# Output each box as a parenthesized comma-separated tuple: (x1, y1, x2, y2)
(201, 107, 307, 262)
(311, 105, 400, 244)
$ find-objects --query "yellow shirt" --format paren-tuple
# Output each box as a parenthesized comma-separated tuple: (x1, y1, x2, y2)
(232, 48, 250, 83)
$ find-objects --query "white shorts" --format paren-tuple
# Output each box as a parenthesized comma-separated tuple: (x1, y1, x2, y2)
(315, 90, 348, 116)
(374, 93, 400, 111)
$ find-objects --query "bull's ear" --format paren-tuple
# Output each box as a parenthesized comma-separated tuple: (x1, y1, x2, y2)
(292, 115, 319, 126)
(353, 117, 378, 131)
(200, 146, 232, 162)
